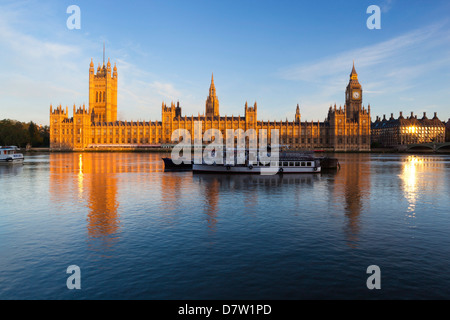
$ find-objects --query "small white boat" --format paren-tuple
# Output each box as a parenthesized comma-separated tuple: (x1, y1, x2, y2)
(0, 146, 24, 164)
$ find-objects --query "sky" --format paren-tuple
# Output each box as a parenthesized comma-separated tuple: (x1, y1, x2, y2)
(0, 0, 449, 126)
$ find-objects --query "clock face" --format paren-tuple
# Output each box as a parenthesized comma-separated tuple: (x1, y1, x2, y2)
(353, 91, 360, 99)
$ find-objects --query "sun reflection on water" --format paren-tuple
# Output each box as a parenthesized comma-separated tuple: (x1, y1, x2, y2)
(400, 155, 444, 219)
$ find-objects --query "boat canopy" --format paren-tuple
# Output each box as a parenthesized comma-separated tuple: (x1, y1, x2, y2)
(0, 146, 20, 150)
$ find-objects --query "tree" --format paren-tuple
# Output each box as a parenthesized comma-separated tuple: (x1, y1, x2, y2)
(0, 119, 50, 148)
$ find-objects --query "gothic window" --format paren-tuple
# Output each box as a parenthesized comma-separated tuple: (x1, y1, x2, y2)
(96, 92, 98, 102)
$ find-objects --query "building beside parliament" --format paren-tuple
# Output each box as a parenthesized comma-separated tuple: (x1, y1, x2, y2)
(371, 112, 446, 147)
(50, 58, 371, 151)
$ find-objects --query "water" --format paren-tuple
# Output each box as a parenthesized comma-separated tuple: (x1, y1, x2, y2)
(0, 152, 449, 300)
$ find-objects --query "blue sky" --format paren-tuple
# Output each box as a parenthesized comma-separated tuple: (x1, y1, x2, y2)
(0, 0, 449, 125)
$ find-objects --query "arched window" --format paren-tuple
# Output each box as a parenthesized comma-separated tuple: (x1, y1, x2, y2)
(103, 91, 106, 102)
(96, 92, 98, 102)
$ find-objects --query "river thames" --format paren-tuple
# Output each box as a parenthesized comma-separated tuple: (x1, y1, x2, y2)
(0, 152, 449, 299)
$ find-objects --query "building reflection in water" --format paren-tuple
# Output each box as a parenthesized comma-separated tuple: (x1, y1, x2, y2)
(328, 154, 371, 248)
(204, 178, 219, 231)
(193, 173, 319, 232)
(159, 172, 188, 225)
(50, 153, 120, 251)
(49, 153, 163, 252)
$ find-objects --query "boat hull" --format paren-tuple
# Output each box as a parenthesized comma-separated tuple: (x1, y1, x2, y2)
(318, 157, 340, 170)
(0, 158, 24, 165)
(193, 164, 321, 174)
(162, 157, 193, 171)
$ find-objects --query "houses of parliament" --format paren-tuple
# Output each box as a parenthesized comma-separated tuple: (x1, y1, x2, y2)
(49, 58, 371, 151)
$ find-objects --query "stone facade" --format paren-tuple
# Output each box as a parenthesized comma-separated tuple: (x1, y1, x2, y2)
(50, 59, 371, 151)
(371, 112, 446, 147)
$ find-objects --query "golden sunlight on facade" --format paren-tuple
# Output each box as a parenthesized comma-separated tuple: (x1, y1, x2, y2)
(371, 111, 446, 147)
(50, 59, 371, 151)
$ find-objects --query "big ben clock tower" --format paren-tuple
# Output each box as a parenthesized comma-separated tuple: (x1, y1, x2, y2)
(345, 62, 362, 121)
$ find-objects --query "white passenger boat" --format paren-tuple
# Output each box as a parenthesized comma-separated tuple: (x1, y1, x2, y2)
(192, 150, 321, 174)
(0, 146, 24, 164)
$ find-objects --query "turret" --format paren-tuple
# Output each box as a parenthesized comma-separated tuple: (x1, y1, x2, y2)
(113, 63, 118, 78)
(295, 104, 301, 123)
(205, 73, 219, 117)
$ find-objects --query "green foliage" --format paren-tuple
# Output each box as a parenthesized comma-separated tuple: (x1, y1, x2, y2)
(0, 119, 50, 148)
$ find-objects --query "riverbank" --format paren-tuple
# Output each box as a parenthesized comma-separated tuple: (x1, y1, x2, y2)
(25, 147, 450, 154)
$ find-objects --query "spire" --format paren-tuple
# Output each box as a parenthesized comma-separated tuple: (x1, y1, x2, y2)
(205, 73, 219, 117)
(350, 61, 358, 80)
(209, 73, 216, 97)
(103, 42, 105, 67)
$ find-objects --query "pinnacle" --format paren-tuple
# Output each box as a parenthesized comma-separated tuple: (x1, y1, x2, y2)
(351, 61, 357, 75)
